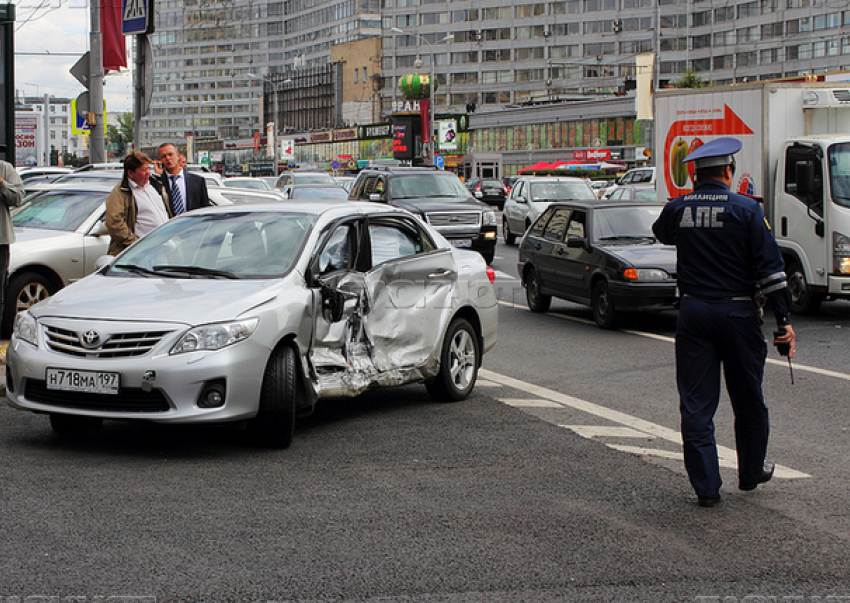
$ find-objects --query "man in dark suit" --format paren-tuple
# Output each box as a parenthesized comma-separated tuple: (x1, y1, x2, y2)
(157, 143, 211, 215)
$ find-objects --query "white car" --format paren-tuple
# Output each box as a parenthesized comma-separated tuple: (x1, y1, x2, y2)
(601, 167, 656, 199)
(502, 176, 596, 245)
(6, 202, 499, 449)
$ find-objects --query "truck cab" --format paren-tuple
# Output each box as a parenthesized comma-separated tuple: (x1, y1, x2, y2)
(775, 137, 850, 313)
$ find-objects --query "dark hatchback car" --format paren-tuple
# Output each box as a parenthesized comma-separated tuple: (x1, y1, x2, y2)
(465, 178, 508, 209)
(517, 201, 678, 329)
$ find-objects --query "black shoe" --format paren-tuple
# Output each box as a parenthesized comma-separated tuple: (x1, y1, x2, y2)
(739, 460, 775, 491)
(698, 493, 721, 507)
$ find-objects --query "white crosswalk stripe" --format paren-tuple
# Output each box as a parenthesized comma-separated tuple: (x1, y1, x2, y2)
(480, 369, 811, 480)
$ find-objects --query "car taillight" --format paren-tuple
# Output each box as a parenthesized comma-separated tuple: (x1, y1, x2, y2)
(486, 266, 496, 283)
(476, 183, 482, 191)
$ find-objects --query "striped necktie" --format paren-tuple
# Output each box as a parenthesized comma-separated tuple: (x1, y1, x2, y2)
(170, 175, 185, 215)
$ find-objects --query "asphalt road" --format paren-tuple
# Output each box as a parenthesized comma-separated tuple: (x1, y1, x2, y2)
(1, 240, 849, 603)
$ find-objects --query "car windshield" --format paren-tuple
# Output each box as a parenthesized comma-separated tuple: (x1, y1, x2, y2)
(294, 173, 334, 184)
(111, 211, 316, 279)
(530, 181, 595, 202)
(389, 174, 469, 200)
(592, 205, 662, 242)
(12, 190, 107, 231)
(290, 186, 349, 200)
(224, 179, 268, 190)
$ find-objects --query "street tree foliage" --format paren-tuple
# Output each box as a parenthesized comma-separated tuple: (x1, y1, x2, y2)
(673, 69, 711, 89)
(107, 112, 134, 144)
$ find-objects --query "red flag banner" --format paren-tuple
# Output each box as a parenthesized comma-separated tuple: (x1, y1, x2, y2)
(101, 0, 127, 72)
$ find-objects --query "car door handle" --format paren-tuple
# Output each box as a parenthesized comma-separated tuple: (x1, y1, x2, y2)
(428, 269, 457, 279)
(556, 247, 567, 255)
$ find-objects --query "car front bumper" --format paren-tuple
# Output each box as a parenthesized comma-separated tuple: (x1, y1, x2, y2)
(5, 319, 273, 424)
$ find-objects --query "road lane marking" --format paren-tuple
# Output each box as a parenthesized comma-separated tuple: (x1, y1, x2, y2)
(496, 300, 850, 382)
(501, 398, 565, 408)
(480, 369, 810, 480)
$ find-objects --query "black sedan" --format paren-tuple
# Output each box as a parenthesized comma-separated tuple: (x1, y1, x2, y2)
(517, 201, 678, 329)
(466, 178, 507, 209)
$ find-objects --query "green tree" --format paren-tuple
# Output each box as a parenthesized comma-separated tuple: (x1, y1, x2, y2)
(673, 69, 711, 89)
(107, 112, 134, 144)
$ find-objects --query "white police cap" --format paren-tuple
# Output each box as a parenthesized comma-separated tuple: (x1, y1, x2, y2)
(683, 137, 742, 169)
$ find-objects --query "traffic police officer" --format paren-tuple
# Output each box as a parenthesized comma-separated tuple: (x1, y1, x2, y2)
(652, 137, 796, 507)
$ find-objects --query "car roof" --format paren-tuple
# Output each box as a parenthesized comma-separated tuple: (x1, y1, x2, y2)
(188, 200, 409, 220)
(519, 175, 588, 182)
(545, 199, 665, 211)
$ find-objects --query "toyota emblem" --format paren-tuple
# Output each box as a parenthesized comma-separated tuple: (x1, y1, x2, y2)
(80, 330, 101, 349)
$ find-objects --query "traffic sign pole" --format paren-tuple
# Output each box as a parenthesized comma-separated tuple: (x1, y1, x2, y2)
(89, 0, 105, 163)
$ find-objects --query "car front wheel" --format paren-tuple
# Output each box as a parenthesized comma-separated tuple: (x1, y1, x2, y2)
(252, 345, 298, 448)
(592, 281, 618, 329)
(426, 318, 480, 402)
(3, 271, 56, 336)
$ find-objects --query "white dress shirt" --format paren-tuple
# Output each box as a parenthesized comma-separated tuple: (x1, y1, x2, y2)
(130, 179, 169, 237)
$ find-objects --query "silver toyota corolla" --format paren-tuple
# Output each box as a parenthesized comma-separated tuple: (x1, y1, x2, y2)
(6, 201, 498, 448)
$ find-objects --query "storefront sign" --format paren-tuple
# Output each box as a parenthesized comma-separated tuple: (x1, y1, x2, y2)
(573, 148, 611, 161)
(310, 131, 332, 143)
(333, 128, 357, 141)
(358, 123, 392, 140)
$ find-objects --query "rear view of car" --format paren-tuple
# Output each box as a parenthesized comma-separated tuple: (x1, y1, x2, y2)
(467, 178, 507, 209)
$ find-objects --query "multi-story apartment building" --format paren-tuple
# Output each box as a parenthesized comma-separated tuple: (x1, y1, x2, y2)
(140, 0, 850, 160)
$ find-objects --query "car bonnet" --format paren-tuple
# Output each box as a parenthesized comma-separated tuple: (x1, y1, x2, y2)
(28, 272, 291, 326)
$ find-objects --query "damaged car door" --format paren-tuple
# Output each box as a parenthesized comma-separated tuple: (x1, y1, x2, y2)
(308, 215, 457, 397)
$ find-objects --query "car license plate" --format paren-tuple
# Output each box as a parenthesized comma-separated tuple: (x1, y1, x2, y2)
(450, 239, 473, 248)
(46, 368, 120, 395)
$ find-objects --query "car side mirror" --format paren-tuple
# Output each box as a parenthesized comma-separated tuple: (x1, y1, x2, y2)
(567, 236, 589, 250)
(516, 196, 528, 204)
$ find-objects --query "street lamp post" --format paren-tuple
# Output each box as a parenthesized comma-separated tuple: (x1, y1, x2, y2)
(391, 28, 453, 167)
(248, 73, 291, 175)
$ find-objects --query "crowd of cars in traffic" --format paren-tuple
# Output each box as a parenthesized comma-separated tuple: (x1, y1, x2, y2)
(5, 160, 671, 443)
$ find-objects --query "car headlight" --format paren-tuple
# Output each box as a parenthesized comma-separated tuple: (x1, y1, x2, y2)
(623, 268, 672, 282)
(170, 318, 260, 355)
(13, 311, 38, 346)
(834, 231, 850, 275)
(482, 210, 497, 226)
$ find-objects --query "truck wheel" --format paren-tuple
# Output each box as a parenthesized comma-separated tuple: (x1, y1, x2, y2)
(592, 281, 619, 329)
(787, 261, 823, 315)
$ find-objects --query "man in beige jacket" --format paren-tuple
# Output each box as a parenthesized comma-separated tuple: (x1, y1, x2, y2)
(105, 150, 172, 255)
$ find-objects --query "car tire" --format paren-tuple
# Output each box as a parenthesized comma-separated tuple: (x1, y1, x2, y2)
(252, 345, 298, 448)
(426, 318, 480, 402)
(3, 271, 57, 336)
(49, 414, 103, 435)
(525, 268, 551, 313)
(592, 281, 618, 329)
(503, 217, 516, 245)
(787, 261, 823, 315)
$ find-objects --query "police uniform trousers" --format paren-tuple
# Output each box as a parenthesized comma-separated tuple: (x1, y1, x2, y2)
(675, 295, 769, 496)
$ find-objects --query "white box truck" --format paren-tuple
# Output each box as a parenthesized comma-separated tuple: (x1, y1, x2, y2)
(655, 81, 850, 314)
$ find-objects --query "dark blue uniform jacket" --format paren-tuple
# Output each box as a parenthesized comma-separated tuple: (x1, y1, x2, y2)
(652, 179, 792, 326)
